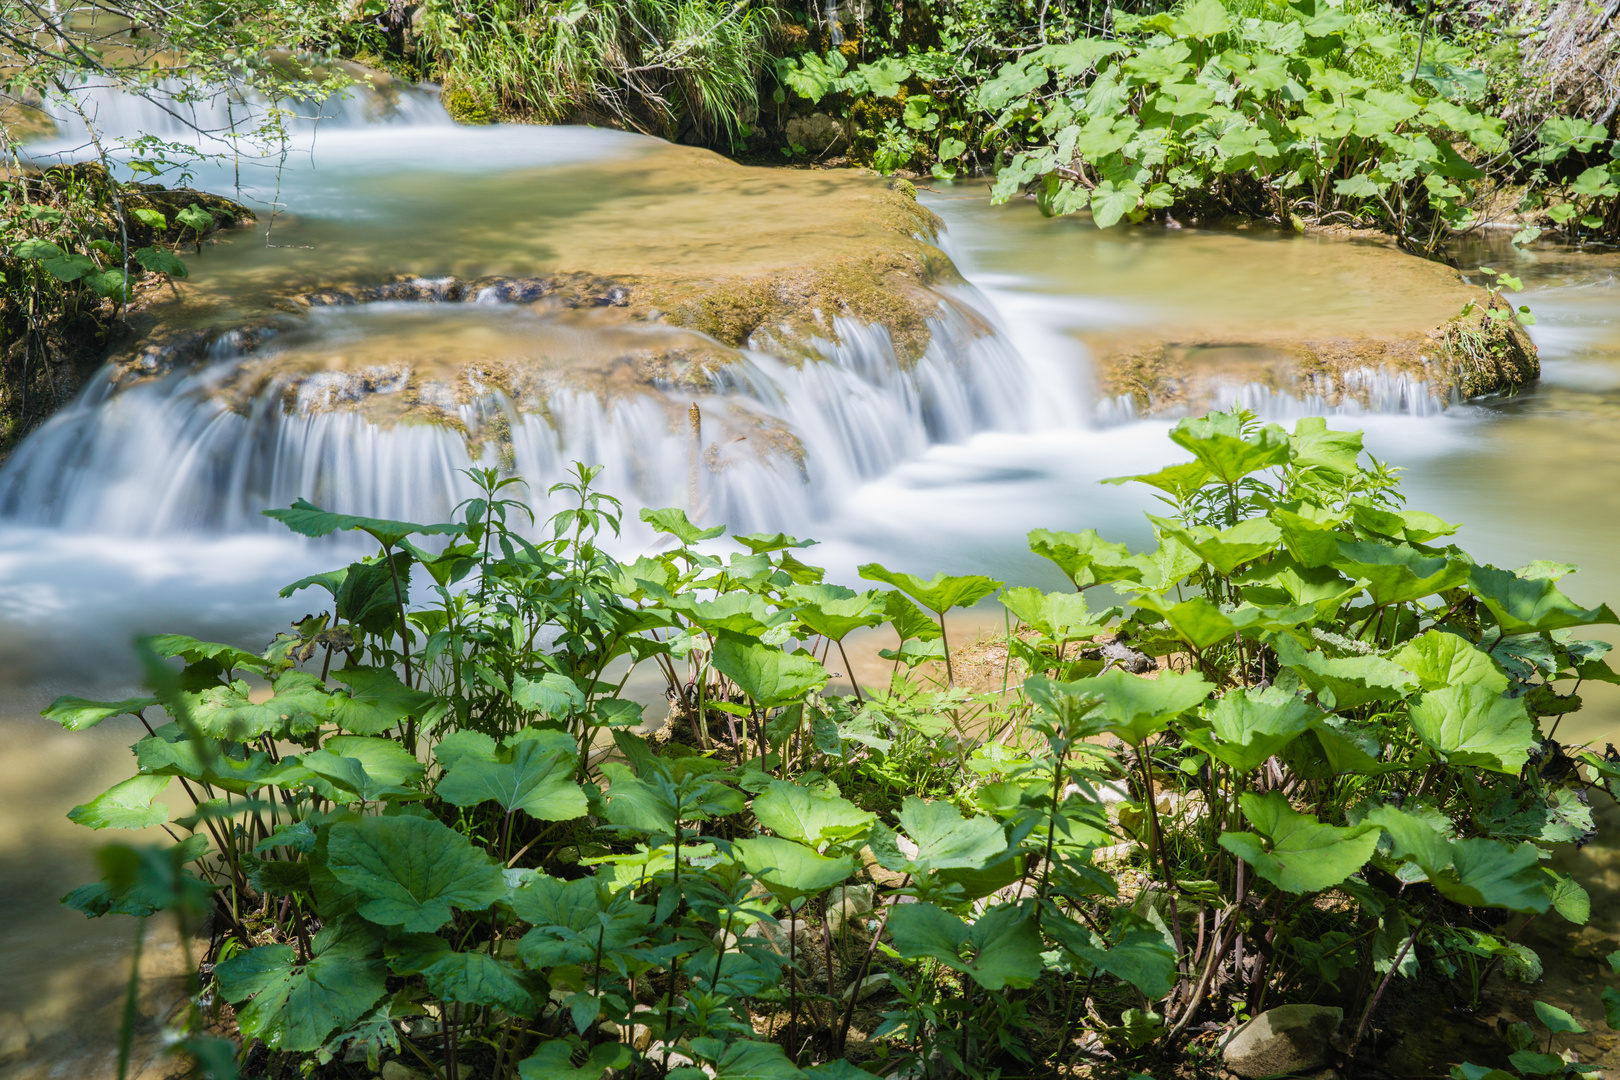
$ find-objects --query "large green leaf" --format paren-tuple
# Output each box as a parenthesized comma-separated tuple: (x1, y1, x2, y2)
(1408, 684, 1533, 773)
(788, 584, 887, 641)
(1102, 461, 1211, 501)
(896, 796, 1009, 870)
(1218, 790, 1379, 892)
(1432, 838, 1549, 912)
(1390, 630, 1507, 694)
(887, 901, 1044, 990)
(68, 774, 171, 830)
(1468, 565, 1619, 634)
(1274, 634, 1417, 709)
(300, 736, 424, 803)
(147, 632, 270, 674)
(857, 564, 1002, 614)
(329, 667, 438, 735)
(186, 671, 333, 740)
(263, 499, 464, 547)
(711, 631, 828, 708)
(1183, 686, 1322, 772)
(751, 780, 874, 847)
(734, 836, 853, 901)
(1172, 0, 1231, 38)
(436, 738, 587, 821)
(1044, 909, 1178, 998)
(512, 875, 651, 968)
(1086, 667, 1214, 746)
(1332, 541, 1468, 607)
(215, 921, 387, 1052)
(325, 815, 506, 931)
(1365, 804, 1454, 878)
(999, 588, 1111, 640)
(419, 948, 536, 1013)
(1025, 529, 1143, 588)
(1168, 412, 1291, 483)
(1289, 417, 1363, 477)
(520, 1041, 632, 1080)
(43, 695, 158, 731)
(705, 1040, 808, 1080)
(1151, 516, 1282, 575)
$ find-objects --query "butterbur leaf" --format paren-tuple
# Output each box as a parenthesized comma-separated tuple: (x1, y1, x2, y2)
(1408, 684, 1533, 774)
(1532, 1000, 1583, 1035)
(711, 631, 828, 707)
(512, 671, 586, 717)
(1152, 516, 1281, 575)
(1168, 411, 1291, 483)
(859, 563, 1002, 614)
(1333, 541, 1468, 606)
(215, 921, 386, 1052)
(330, 667, 437, 735)
(1086, 667, 1214, 746)
(134, 246, 187, 276)
(1045, 909, 1177, 997)
(1507, 1053, 1565, 1076)
(1390, 630, 1507, 694)
(325, 815, 506, 931)
(1219, 790, 1379, 892)
(895, 796, 1008, 870)
(639, 506, 724, 544)
(68, 774, 171, 829)
(520, 1042, 632, 1080)
(1185, 686, 1321, 772)
(1601, 986, 1620, 1030)
(1274, 635, 1417, 709)
(1468, 564, 1619, 634)
(752, 780, 874, 847)
(436, 738, 587, 821)
(789, 584, 886, 640)
(263, 498, 464, 547)
(735, 835, 853, 900)
(147, 633, 269, 674)
(418, 950, 535, 1014)
(704, 1040, 806, 1079)
(1432, 839, 1549, 912)
(1290, 417, 1363, 477)
(1102, 461, 1212, 501)
(1025, 529, 1142, 588)
(888, 901, 1043, 990)
(43, 695, 157, 730)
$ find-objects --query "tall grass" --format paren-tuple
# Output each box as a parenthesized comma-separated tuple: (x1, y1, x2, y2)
(416, 0, 778, 144)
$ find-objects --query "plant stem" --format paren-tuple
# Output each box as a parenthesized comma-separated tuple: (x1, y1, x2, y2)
(1347, 918, 1424, 1061)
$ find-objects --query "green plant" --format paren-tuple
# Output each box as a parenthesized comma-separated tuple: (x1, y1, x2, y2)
(413, 0, 778, 145)
(55, 414, 1620, 1078)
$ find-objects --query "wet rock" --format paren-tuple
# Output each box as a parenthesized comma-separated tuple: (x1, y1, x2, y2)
(1223, 1004, 1344, 1079)
(830, 884, 876, 914)
(381, 1061, 427, 1080)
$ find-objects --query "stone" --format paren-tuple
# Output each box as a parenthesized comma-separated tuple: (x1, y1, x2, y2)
(843, 972, 890, 1002)
(381, 1062, 427, 1080)
(784, 112, 848, 154)
(829, 883, 876, 914)
(743, 916, 817, 956)
(1223, 1005, 1344, 1079)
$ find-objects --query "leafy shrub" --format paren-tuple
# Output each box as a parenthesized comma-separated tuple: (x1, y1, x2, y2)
(58, 419, 1620, 1079)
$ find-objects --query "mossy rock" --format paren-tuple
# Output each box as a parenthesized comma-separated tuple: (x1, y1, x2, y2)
(442, 85, 496, 125)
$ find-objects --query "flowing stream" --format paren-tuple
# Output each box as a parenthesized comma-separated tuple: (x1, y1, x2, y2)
(4, 84, 1620, 1078)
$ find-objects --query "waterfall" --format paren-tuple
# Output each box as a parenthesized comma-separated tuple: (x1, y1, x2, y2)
(0, 289, 1052, 536)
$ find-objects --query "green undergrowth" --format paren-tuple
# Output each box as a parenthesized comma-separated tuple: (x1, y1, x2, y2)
(55, 413, 1620, 1080)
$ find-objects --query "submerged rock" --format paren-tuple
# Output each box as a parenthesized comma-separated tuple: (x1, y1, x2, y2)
(1223, 1004, 1344, 1079)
